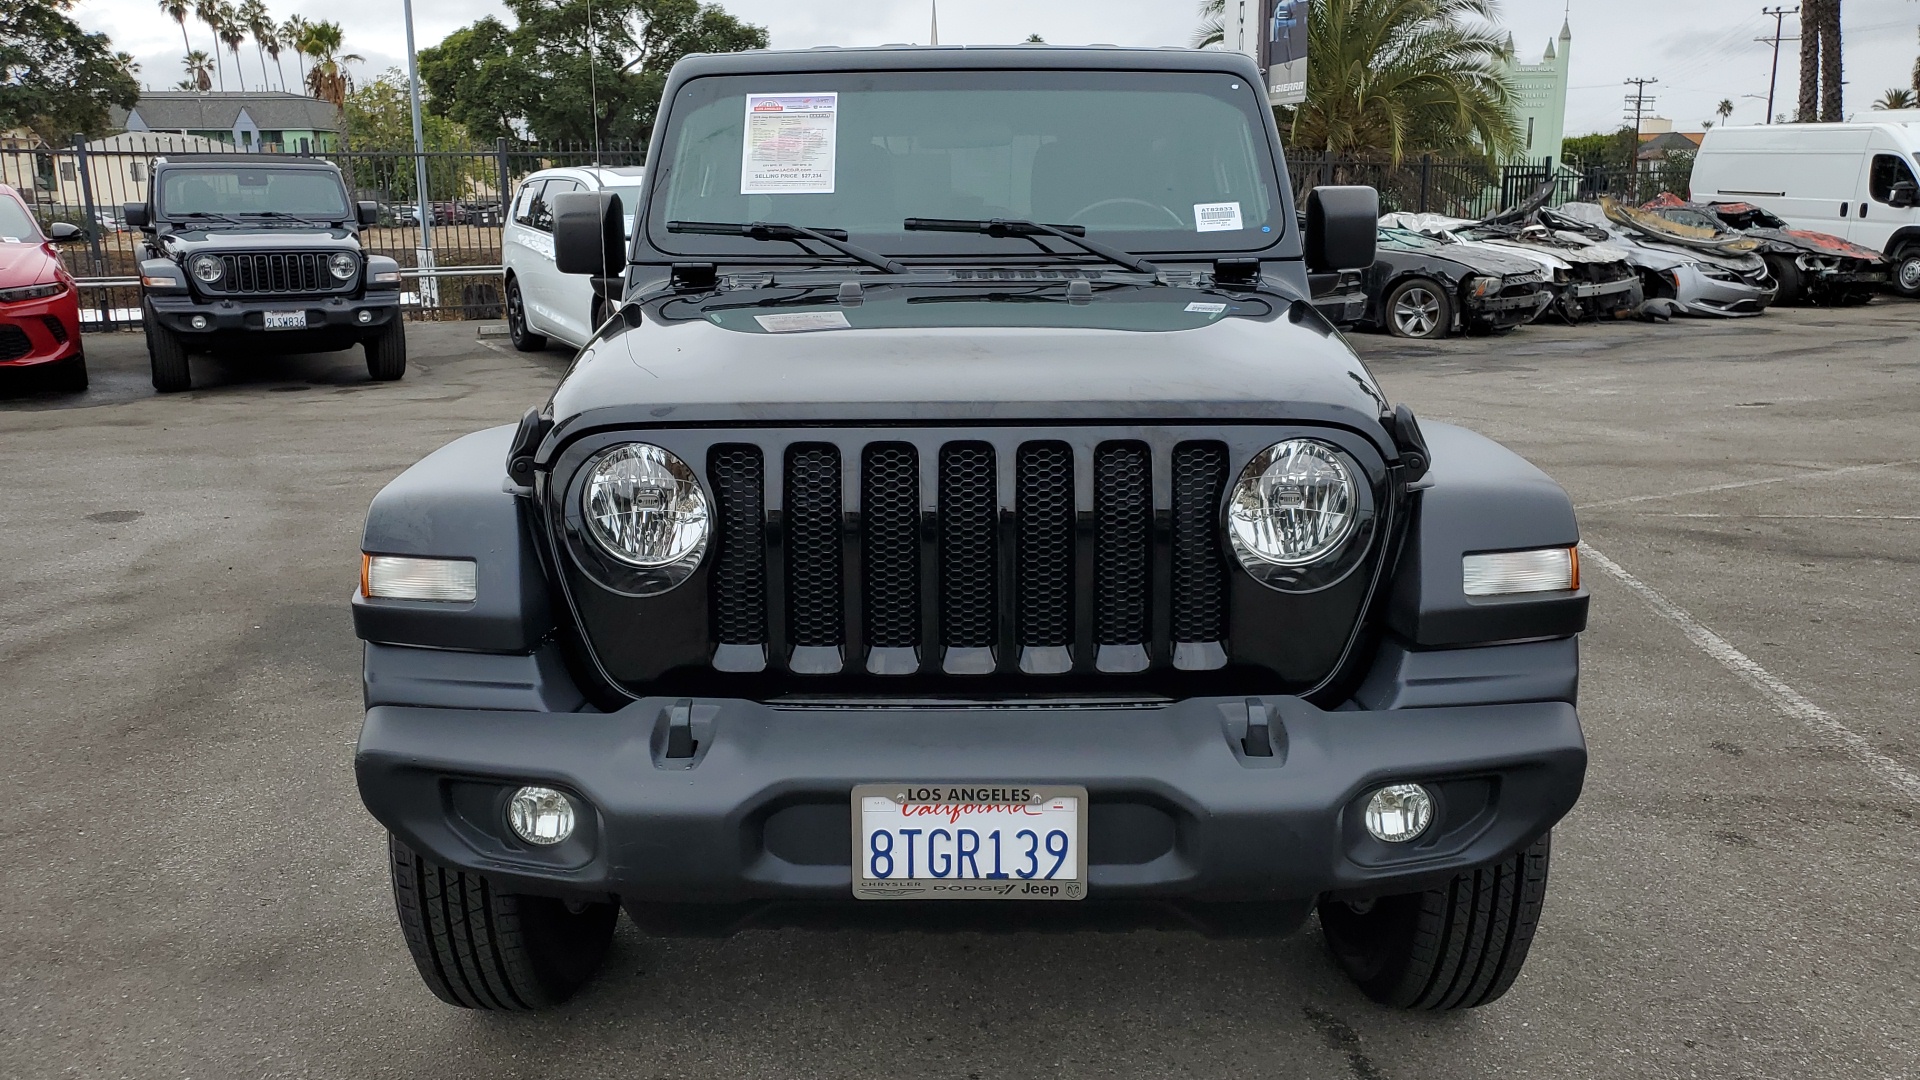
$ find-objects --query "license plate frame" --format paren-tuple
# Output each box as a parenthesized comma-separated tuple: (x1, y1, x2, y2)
(850, 783, 1088, 901)
(263, 310, 308, 330)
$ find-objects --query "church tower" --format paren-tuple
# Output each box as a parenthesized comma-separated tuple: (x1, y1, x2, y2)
(1498, 16, 1573, 164)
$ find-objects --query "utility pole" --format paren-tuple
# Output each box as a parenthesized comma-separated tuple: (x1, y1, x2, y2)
(1758, 6, 1799, 125)
(1623, 78, 1659, 199)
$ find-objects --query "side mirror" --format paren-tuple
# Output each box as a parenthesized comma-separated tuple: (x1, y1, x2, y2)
(552, 190, 626, 276)
(357, 201, 380, 227)
(46, 222, 84, 242)
(1890, 182, 1918, 209)
(1304, 185, 1379, 273)
(122, 202, 150, 228)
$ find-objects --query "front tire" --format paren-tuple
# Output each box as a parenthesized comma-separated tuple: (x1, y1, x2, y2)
(50, 352, 88, 393)
(1383, 278, 1451, 339)
(1890, 246, 1920, 299)
(144, 300, 191, 393)
(364, 318, 407, 381)
(506, 276, 547, 352)
(1318, 833, 1551, 1011)
(388, 835, 617, 1011)
(1764, 254, 1802, 305)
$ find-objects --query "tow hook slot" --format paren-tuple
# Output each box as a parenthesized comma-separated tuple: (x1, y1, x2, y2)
(1221, 698, 1289, 765)
(652, 698, 719, 768)
(665, 699, 696, 758)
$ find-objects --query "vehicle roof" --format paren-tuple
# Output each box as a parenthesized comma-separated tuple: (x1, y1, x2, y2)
(155, 153, 342, 169)
(523, 165, 647, 185)
(672, 44, 1261, 79)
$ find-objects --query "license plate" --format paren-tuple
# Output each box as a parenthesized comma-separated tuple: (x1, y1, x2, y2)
(851, 784, 1087, 901)
(263, 310, 307, 330)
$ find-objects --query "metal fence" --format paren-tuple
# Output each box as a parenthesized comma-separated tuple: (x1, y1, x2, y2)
(8, 135, 1694, 333)
(3, 134, 646, 330)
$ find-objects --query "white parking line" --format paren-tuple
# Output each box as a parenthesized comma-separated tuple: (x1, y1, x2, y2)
(1577, 460, 1918, 510)
(1579, 542, 1920, 804)
(1625, 514, 1920, 521)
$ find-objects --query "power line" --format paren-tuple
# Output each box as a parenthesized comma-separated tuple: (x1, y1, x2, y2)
(1758, 6, 1799, 125)
(1623, 77, 1659, 199)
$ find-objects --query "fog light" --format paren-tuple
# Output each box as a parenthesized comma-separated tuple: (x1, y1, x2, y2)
(1363, 783, 1433, 843)
(190, 315, 208, 329)
(507, 785, 575, 845)
(357, 309, 372, 324)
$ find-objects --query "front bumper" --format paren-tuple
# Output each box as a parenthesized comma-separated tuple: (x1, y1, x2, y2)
(1464, 288, 1550, 328)
(357, 694, 1586, 911)
(147, 288, 400, 341)
(1672, 266, 1774, 316)
(0, 289, 82, 368)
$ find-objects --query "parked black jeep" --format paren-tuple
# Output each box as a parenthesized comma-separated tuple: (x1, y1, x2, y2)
(353, 47, 1588, 1012)
(125, 155, 405, 392)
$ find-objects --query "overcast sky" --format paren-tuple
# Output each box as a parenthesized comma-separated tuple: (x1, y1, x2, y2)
(76, 0, 1920, 141)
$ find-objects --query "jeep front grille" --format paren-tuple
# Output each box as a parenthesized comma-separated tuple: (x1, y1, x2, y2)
(703, 437, 1232, 677)
(212, 252, 344, 295)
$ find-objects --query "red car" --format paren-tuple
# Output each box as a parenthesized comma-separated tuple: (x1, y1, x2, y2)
(0, 183, 87, 392)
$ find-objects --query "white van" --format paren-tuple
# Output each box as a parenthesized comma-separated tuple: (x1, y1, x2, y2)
(1691, 119, 1920, 295)
(502, 165, 646, 350)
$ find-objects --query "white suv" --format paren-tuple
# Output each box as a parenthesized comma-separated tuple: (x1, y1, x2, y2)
(502, 165, 645, 351)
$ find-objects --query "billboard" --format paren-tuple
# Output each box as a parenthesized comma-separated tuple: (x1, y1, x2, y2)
(1260, 0, 1308, 106)
(1227, 0, 1308, 107)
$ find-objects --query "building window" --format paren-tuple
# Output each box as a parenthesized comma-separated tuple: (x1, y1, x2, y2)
(130, 161, 145, 182)
(1526, 117, 1535, 152)
(59, 161, 75, 181)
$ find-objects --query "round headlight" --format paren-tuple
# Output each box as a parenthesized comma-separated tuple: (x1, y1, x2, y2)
(190, 254, 222, 283)
(582, 444, 710, 571)
(328, 252, 358, 280)
(1227, 439, 1359, 569)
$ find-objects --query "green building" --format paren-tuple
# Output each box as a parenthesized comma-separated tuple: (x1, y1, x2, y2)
(1499, 18, 1572, 164)
(111, 92, 342, 155)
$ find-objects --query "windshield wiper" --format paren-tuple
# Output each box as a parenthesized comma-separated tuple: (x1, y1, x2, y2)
(168, 211, 248, 226)
(903, 217, 1160, 275)
(666, 220, 907, 274)
(247, 211, 338, 225)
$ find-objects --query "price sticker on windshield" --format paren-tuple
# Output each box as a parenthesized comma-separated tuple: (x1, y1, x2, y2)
(1195, 201, 1244, 232)
(741, 92, 838, 195)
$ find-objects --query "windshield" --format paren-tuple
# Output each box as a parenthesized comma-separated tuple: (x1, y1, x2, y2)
(650, 69, 1283, 260)
(0, 195, 38, 241)
(158, 166, 349, 219)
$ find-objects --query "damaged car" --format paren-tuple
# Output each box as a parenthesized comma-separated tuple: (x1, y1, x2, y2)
(1640, 193, 1885, 305)
(1362, 226, 1551, 338)
(1549, 201, 1775, 318)
(1379, 211, 1641, 323)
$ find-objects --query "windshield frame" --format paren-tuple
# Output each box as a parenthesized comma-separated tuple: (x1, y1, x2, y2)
(641, 67, 1292, 265)
(0, 192, 42, 242)
(155, 164, 351, 222)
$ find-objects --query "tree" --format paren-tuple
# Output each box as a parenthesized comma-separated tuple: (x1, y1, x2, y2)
(195, 0, 226, 90)
(281, 14, 310, 87)
(1025, 34, 1045, 43)
(341, 70, 485, 199)
(0, 0, 142, 141)
(1716, 98, 1734, 125)
(183, 48, 214, 91)
(1278, 0, 1520, 162)
(1562, 126, 1637, 170)
(239, 0, 277, 90)
(301, 20, 361, 108)
(419, 0, 768, 145)
(1876, 87, 1917, 109)
(1798, 0, 1844, 122)
(158, 0, 195, 61)
(1818, 0, 1842, 121)
(217, 2, 247, 91)
(1193, 0, 1225, 48)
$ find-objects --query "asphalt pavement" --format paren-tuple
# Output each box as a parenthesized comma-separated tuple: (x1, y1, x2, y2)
(1, 307, 1915, 1079)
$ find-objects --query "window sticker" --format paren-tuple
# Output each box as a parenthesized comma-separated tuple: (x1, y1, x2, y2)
(741, 93, 838, 195)
(1185, 301, 1228, 314)
(754, 310, 852, 333)
(1194, 202, 1244, 232)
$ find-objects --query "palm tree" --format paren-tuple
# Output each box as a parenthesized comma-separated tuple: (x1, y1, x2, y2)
(263, 22, 288, 91)
(302, 21, 361, 107)
(1818, 0, 1842, 121)
(195, 0, 226, 90)
(1284, 0, 1521, 163)
(217, 3, 248, 91)
(1716, 98, 1735, 125)
(1876, 87, 1918, 110)
(1194, 0, 1226, 48)
(239, 0, 276, 91)
(282, 14, 312, 88)
(183, 49, 215, 92)
(158, 0, 195, 61)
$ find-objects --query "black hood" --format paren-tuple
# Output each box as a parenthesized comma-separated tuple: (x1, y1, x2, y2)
(159, 226, 359, 256)
(542, 280, 1395, 458)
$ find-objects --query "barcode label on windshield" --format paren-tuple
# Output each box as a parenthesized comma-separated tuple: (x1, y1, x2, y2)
(1194, 202, 1244, 232)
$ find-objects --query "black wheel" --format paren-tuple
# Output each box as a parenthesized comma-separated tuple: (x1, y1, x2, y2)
(143, 300, 191, 393)
(506, 276, 547, 352)
(50, 352, 88, 393)
(1763, 254, 1802, 305)
(365, 318, 407, 381)
(1891, 246, 1920, 299)
(1319, 833, 1551, 1011)
(1383, 278, 1451, 339)
(387, 835, 617, 1011)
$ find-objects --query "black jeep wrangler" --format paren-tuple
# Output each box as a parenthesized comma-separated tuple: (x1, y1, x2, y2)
(125, 155, 405, 392)
(353, 47, 1588, 1012)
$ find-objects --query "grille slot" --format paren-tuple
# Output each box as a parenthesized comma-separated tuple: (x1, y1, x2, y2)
(215, 253, 336, 295)
(708, 446, 767, 645)
(0, 325, 28, 361)
(861, 443, 920, 649)
(784, 444, 844, 648)
(41, 316, 68, 344)
(938, 443, 999, 650)
(1015, 442, 1074, 648)
(1170, 442, 1229, 644)
(1093, 441, 1153, 646)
